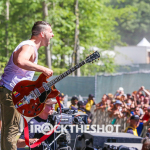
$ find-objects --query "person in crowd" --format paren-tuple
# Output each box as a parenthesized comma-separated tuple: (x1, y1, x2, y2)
(126, 102, 131, 109)
(136, 87, 145, 107)
(137, 105, 144, 116)
(17, 98, 57, 150)
(120, 94, 131, 111)
(121, 104, 130, 117)
(127, 93, 132, 100)
(142, 137, 150, 150)
(95, 94, 107, 111)
(55, 93, 65, 111)
(84, 94, 95, 117)
(122, 94, 139, 118)
(141, 86, 150, 100)
(130, 105, 135, 116)
(106, 93, 113, 106)
(133, 106, 144, 136)
(70, 96, 78, 111)
(115, 95, 122, 101)
(134, 106, 143, 119)
(143, 105, 148, 113)
(108, 100, 123, 119)
(109, 98, 116, 108)
(108, 99, 123, 125)
(77, 101, 91, 124)
(124, 115, 140, 136)
(139, 94, 145, 107)
(126, 98, 132, 108)
(143, 106, 150, 126)
(132, 91, 137, 100)
(146, 128, 150, 138)
(132, 91, 144, 116)
(0, 21, 54, 150)
(78, 101, 86, 113)
(137, 86, 150, 107)
(144, 97, 149, 105)
(136, 98, 144, 109)
(114, 87, 124, 98)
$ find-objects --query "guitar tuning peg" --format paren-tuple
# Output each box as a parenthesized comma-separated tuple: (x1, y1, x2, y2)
(98, 59, 100, 60)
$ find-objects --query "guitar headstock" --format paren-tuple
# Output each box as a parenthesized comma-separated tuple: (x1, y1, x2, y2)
(85, 51, 100, 63)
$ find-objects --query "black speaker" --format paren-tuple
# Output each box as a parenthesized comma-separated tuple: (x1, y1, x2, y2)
(77, 132, 142, 149)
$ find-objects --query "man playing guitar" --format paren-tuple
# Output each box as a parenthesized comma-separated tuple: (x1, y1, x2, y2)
(0, 21, 54, 150)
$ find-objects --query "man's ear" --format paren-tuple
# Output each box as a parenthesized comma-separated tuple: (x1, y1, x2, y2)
(40, 31, 45, 37)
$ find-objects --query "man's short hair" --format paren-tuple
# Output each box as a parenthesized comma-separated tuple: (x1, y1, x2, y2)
(31, 21, 51, 36)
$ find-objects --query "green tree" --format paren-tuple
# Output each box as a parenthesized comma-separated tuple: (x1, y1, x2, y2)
(0, 0, 136, 76)
(111, 0, 150, 45)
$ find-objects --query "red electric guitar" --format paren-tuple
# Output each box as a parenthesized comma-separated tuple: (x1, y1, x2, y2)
(12, 51, 100, 117)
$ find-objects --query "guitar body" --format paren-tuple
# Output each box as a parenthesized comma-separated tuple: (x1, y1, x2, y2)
(12, 73, 59, 117)
(12, 51, 100, 117)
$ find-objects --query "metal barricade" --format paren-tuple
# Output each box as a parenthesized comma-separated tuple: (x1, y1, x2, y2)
(91, 108, 146, 137)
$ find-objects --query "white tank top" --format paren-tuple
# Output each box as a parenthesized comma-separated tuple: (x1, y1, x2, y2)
(0, 40, 38, 91)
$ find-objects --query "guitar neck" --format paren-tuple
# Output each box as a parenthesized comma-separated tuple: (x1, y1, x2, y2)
(47, 60, 86, 88)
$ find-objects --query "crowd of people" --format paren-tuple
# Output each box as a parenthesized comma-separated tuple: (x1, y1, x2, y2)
(67, 86, 150, 139)
(93, 86, 150, 138)
(67, 87, 150, 149)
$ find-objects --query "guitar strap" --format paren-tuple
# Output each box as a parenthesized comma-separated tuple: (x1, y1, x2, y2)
(23, 96, 62, 148)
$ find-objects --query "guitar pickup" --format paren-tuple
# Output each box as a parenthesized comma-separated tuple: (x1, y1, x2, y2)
(34, 88, 41, 97)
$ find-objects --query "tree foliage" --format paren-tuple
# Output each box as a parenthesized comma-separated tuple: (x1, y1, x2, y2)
(111, 0, 150, 45)
(0, 0, 135, 75)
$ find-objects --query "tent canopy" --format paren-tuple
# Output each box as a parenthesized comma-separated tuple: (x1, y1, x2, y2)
(137, 37, 150, 47)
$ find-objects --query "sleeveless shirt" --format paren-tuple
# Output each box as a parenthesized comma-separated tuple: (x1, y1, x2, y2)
(0, 40, 38, 91)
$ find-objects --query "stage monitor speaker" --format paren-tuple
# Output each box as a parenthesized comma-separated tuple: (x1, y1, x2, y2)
(77, 132, 142, 149)
(104, 143, 142, 150)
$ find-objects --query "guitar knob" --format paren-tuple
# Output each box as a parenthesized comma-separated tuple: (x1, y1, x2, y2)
(32, 106, 35, 109)
(38, 108, 40, 111)
(34, 113, 36, 116)
(28, 111, 31, 114)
